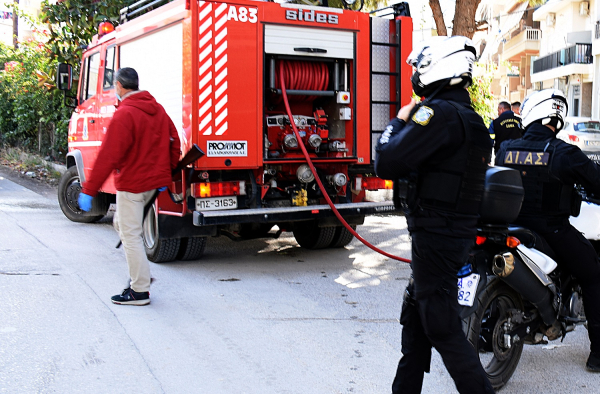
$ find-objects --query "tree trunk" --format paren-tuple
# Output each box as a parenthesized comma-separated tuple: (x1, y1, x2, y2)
(452, 0, 482, 39)
(429, 0, 447, 36)
(12, 0, 19, 49)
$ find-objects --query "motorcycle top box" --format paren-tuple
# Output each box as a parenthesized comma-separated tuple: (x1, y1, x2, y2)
(479, 166, 524, 224)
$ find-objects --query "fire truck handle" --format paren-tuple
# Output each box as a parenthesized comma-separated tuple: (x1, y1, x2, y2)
(293, 47, 327, 54)
(171, 144, 205, 178)
(89, 119, 95, 123)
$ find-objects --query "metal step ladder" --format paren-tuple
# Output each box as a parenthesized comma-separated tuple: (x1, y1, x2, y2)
(369, 3, 410, 162)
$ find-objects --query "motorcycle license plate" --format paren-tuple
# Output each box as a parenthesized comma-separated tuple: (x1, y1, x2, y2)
(195, 196, 237, 211)
(457, 273, 480, 307)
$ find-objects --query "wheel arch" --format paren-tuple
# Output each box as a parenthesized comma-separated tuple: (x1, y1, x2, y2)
(66, 150, 86, 183)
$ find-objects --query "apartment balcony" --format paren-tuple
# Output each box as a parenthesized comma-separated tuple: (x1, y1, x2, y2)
(531, 43, 593, 83)
(501, 28, 541, 63)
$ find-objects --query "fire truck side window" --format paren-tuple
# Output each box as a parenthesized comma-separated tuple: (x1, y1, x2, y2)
(103, 46, 116, 90)
(81, 52, 100, 101)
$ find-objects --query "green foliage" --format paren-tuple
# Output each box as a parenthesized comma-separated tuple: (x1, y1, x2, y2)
(468, 63, 496, 127)
(39, 0, 137, 69)
(326, 0, 383, 12)
(0, 31, 71, 156)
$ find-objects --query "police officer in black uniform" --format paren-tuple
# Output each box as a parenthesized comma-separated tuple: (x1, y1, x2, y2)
(496, 89, 600, 372)
(489, 101, 522, 155)
(375, 36, 495, 394)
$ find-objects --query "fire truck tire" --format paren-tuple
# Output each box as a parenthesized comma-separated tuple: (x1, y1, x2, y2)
(58, 166, 104, 223)
(329, 225, 356, 248)
(293, 221, 336, 249)
(176, 237, 207, 261)
(143, 204, 180, 263)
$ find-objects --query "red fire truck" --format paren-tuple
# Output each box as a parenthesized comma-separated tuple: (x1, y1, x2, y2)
(56, 0, 413, 262)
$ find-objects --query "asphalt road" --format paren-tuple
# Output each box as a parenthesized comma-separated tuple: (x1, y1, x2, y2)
(1, 166, 599, 393)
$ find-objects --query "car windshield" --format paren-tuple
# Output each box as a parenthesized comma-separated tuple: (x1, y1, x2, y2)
(573, 122, 600, 133)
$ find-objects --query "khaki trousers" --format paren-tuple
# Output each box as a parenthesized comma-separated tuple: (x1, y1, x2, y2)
(114, 190, 155, 293)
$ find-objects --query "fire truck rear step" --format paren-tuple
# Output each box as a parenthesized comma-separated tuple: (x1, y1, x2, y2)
(193, 201, 397, 226)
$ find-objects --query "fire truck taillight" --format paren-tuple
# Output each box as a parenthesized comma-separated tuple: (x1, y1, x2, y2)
(98, 21, 115, 38)
(355, 177, 393, 191)
(191, 181, 246, 198)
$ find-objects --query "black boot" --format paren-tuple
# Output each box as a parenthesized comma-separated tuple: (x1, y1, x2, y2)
(586, 352, 600, 372)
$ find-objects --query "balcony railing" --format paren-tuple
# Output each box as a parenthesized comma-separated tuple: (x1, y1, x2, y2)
(532, 43, 592, 74)
(502, 27, 541, 54)
(596, 21, 600, 39)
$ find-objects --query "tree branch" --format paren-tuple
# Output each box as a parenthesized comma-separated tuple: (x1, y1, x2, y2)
(429, 0, 447, 36)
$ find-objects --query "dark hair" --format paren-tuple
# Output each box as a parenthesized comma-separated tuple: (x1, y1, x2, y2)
(498, 101, 511, 111)
(511, 101, 521, 108)
(115, 67, 139, 90)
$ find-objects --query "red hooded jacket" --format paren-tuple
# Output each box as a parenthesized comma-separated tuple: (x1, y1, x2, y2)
(82, 90, 181, 197)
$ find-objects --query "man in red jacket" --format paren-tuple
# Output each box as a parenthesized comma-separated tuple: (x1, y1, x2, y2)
(78, 67, 181, 305)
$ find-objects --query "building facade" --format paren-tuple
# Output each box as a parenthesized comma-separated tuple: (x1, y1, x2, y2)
(531, 0, 594, 118)
(0, 0, 43, 47)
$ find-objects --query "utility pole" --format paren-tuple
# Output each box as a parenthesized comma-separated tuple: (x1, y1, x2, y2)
(12, 0, 19, 49)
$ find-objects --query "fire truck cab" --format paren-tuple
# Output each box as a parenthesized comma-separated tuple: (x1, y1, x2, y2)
(56, 0, 413, 263)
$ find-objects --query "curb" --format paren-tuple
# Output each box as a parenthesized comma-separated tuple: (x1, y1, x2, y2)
(44, 159, 67, 175)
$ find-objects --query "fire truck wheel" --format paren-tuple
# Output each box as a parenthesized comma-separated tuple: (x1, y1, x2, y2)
(58, 166, 104, 223)
(292, 221, 336, 249)
(143, 203, 181, 263)
(329, 225, 356, 248)
(176, 237, 207, 261)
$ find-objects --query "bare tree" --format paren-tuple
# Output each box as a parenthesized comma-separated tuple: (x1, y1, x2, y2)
(452, 0, 481, 38)
(429, 0, 481, 38)
(12, 0, 19, 49)
(431, 0, 545, 38)
(429, 0, 447, 37)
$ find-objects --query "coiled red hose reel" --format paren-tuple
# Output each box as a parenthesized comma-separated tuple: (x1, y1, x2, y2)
(275, 60, 329, 101)
(277, 59, 411, 263)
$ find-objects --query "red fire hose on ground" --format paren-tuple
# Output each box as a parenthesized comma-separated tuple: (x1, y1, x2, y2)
(278, 62, 411, 264)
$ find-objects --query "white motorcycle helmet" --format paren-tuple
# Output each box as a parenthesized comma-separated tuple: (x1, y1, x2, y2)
(520, 89, 568, 132)
(406, 35, 477, 97)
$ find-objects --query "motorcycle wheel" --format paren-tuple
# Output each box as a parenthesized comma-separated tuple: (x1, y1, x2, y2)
(463, 277, 524, 390)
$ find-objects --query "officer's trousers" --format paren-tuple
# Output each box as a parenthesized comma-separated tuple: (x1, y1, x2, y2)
(392, 231, 494, 394)
(535, 224, 600, 354)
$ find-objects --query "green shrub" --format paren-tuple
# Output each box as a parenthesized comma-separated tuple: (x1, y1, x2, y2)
(0, 32, 71, 157)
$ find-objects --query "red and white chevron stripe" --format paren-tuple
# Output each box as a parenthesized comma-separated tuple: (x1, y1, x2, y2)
(198, 1, 228, 136)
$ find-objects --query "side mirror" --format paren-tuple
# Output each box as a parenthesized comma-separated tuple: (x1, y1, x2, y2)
(56, 63, 73, 91)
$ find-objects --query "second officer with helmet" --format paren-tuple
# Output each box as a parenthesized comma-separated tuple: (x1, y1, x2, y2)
(496, 89, 600, 373)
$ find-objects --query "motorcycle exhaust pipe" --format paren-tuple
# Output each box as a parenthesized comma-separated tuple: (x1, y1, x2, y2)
(492, 253, 515, 277)
(492, 252, 557, 326)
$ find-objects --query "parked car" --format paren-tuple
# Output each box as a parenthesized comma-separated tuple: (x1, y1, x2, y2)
(557, 117, 600, 162)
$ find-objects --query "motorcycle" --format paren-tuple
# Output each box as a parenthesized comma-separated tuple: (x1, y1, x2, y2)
(458, 166, 600, 390)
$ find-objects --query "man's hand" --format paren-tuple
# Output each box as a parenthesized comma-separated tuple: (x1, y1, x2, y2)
(78, 193, 93, 212)
(397, 98, 417, 122)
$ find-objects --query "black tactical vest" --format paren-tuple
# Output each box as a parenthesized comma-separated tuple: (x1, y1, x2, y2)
(415, 101, 492, 215)
(499, 138, 574, 217)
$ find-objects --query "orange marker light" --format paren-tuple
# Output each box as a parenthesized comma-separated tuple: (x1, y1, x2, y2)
(98, 21, 115, 38)
(506, 236, 521, 248)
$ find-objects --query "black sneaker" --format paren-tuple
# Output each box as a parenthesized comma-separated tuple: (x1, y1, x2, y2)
(587, 352, 600, 372)
(111, 287, 150, 305)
